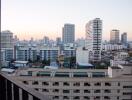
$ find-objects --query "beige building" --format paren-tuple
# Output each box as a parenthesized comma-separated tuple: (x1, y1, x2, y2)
(110, 30, 120, 44)
(12, 64, 132, 100)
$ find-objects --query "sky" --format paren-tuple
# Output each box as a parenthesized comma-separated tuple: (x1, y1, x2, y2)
(1, 0, 132, 41)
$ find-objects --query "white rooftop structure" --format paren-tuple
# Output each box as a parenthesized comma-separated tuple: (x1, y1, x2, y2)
(1, 68, 15, 73)
(44, 66, 58, 69)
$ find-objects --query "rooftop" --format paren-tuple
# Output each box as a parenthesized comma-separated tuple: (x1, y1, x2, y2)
(121, 64, 132, 66)
(110, 66, 121, 69)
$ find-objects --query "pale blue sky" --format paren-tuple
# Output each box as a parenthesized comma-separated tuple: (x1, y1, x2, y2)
(1, 0, 132, 40)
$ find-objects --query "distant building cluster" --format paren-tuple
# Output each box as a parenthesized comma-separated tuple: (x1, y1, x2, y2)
(1, 18, 131, 68)
(1, 18, 132, 100)
(110, 29, 127, 45)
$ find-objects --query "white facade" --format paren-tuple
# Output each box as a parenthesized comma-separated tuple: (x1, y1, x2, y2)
(114, 52, 129, 60)
(102, 44, 126, 51)
(110, 60, 128, 66)
(85, 18, 102, 62)
(110, 52, 129, 66)
(76, 47, 89, 64)
(76, 38, 85, 47)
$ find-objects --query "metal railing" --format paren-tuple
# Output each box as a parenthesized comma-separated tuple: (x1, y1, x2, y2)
(0, 72, 51, 100)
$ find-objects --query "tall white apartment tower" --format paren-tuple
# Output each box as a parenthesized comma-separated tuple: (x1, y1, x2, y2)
(62, 24, 75, 44)
(85, 18, 102, 62)
(110, 29, 120, 44)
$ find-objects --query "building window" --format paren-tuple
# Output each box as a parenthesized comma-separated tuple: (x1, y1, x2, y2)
(63, 90, 70, 93)
(123, 92, 132, 95)
(123, 86, 132, 88)
(73, 72, 88, 77)
(73, 82, 80, 86)
(104, 96, 110, 99)
(63, 82, 70, 86)
(73, 96, 80, 99)
(37, 71, 51, 76)
(55, 72, 69, 77)
(53, 96, 59, 99)
(104, 89, 111, 93)
(94, 90, 101, 93)
(105, 82, 111, 86)
(117, 90, 120, 93)
(118, 82, 120, 86)
(94, 82, 101, 86)
(32, 81, 38, 85)
(35, 88, 39, 91)
(84, 82, 90, 86)
(92, 72, 105, 77)
(63, 96, 69, 99)
(94, 96, 100, 99)
(28, 71, 32, 76)
(53, 89, 59, 93)
(83, 96, 90, 100)
(23, 81, 28, 85)
(53, 82, 59, 86)
(42, 82, 49, 86)
(117, 96, 119, 99)
(84, 90, 90, 93)
(73, 89, 80, 93)
(42, 89, 49, 92)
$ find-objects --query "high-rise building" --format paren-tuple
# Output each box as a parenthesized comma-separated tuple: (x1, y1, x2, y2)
(121, 32, 127, 44)
(85, 18, 102, 62)
(1, 30, 14, 48)
(62, 24, 75, 44)
(43, 36, 49, 44)
(110, 29, 120, 44)
(56, 37, 61, 46)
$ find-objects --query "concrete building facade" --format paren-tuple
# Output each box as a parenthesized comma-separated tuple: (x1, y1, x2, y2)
(121, 32, 127, 45)
(110, 30, 120, 44)
(62, 24, 75, 44)
(13, 64, 132, 100)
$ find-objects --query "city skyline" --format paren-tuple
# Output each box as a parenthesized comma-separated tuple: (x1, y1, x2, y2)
(1, 0, 132, 40)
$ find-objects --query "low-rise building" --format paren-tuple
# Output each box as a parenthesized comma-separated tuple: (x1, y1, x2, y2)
(63, 43, 76, 58)
(76, 47, 89, 64)
(11, 64, 132, 100)
(102, 44, 126, 51)
(39, 46, 60, 61)
(110, 52, 129, 66)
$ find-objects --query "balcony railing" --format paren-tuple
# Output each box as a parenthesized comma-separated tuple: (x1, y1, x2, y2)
(0, 72, 51, 100)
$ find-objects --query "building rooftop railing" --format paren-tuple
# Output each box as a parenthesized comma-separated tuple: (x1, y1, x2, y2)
(0, 72, 51, 100)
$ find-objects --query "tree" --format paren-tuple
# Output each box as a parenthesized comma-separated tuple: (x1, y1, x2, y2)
(42, 59, 50, 66)
(69, 56, 76, 67)
(28, 59, 32, 63)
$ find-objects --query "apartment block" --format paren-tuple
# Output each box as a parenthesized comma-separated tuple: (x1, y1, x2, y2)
(12, 64, 132, 100)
